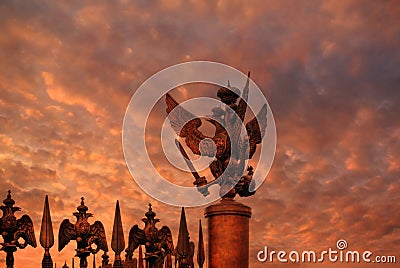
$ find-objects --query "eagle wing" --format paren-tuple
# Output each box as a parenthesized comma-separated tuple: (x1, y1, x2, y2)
(58, 219, 76, 251)
(126, 224, 145, 254)
(246, 104, 268, 159)
(158, 226, 174, 254)
(90, 220, 108, 252)
(15, 214, 37, 248)
(166, 93, 215, 156)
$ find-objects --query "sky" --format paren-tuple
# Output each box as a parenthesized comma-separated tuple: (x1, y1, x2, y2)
(0, 0, 400, 267)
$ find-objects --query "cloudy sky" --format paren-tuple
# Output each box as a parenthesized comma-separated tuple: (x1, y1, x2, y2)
(1, 0, 399, 267)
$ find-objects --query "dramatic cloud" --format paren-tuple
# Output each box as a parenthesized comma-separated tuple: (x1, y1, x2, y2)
(0, 0, 399, 267)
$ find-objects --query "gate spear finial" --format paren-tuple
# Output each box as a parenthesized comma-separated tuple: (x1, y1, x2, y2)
(40, 195, 54, 268)
(111, 200, 125, 268)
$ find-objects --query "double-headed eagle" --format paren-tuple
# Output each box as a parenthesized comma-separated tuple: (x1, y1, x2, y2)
(58, 198, 108, 255)
(0, 191, 37, 250)
(126, 204, 174, 268)
(166, 72, 268, 198)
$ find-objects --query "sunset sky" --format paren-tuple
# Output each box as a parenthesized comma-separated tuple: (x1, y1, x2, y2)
(1, 0, 400, 267)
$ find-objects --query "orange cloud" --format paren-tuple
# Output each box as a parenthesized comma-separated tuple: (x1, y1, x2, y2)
(0, 0, 399, 267)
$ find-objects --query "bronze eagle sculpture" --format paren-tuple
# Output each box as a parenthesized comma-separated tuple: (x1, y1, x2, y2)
(165, 72, 268, 198)
(0, 191, 36, 267)
(126, 204, 174, 268)
(58, 197, 108, 267)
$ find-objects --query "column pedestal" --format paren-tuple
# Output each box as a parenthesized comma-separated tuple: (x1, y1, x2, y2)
(205, 198, 251, 268)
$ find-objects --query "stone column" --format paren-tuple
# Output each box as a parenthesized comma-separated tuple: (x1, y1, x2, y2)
(205, 198, 251, 268)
